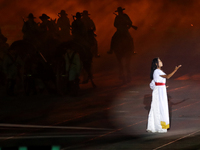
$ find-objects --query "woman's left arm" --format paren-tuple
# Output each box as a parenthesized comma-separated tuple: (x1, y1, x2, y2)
(160, 65, 182, 79)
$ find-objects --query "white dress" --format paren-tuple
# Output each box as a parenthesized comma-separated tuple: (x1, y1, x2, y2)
(147, 69, 170, 133)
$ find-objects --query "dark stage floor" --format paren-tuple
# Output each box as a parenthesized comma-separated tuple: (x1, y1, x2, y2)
(0, 67, 200, 150)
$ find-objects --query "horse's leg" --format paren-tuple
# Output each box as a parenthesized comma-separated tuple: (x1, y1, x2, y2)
(88, 67, 96, 88)
(83, 69, 96, 88)
(117, 56, 125, 83)
(84, 62, 96, 88)
(93, 38, 100, 58)
(81, 69, 89, 84)
(81, 62, 90, 84)
(108, 33, 117, 54)
(90, 77, 96, 88)
(125, 54, 132, 83)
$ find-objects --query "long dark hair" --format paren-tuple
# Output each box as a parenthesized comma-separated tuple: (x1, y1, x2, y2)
(150, 58, 159, 79)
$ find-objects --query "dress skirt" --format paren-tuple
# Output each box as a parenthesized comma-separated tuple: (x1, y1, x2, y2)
(147, 84, 169, 133)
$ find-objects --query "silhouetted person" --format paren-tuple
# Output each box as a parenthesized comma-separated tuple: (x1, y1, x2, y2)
(2, 45, 23, 96)
(108, 7, 136, 54)
(39, 13, 58, 41)
(71, 12, 87, 42)
(64, 46, 81, 96)
(57, 10, 71, 41)
(0, 28, 9, 86)
(81, 10, 100, 58)
(81, 10, 96, 33)
(22, 13, 40, 45)
(38, 14, 51, 42)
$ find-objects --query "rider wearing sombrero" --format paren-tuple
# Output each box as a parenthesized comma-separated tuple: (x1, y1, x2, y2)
(22, 13, 40, 44)
(71, 12, 89, 50)
(71, 12, 87, 40)
(38, 13, 51, 41)
(39, 14, 51, 32)
(81, 10, 96, 33)
(81, 10, 100, 58)
(108, 7, 137, 83)
(108, 7, 134, 54)
(39, 13, 59, 41)
(57, 10, 71, 41)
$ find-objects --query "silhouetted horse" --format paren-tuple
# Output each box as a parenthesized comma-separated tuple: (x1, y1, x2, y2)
(109, 32, 134, 83)
(8, 40, 58, 95)
(87, 29, 99, 58)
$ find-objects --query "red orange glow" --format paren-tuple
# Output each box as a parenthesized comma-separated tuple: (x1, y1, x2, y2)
(1, 0, 200, 75)
(0, 0, 200, 48)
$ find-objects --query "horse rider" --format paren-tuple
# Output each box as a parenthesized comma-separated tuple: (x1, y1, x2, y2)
(81, 10, 96, 34)
(57, 10, 71, 41)
(81, 10, 100, 58)
(108, 7, 136, 54)
(71, 12, 87, 44)
(107, 7, 138, 83)
(38, 14, 51, 41)
(22, 13, 40, 45)
(39, 13, 58, 41)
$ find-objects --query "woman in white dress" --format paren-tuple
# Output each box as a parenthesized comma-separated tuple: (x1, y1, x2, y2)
(147, 58, 181, 133)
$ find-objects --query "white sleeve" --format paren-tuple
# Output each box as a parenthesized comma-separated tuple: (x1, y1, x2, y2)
(150, 80, 155, 90)
(153, 69, 159, 82)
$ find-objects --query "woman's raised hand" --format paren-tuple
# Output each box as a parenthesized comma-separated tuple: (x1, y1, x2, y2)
(175, 65, 182, 71)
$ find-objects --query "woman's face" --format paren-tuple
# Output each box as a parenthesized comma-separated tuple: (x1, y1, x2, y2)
(158, 58, 163, 68)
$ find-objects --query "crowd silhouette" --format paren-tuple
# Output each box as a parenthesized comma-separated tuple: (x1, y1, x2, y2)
(0, 7, 137, 97)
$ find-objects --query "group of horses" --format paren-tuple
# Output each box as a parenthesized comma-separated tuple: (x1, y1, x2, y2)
(1, 34, 96, 96)
(1, 25, 136, 96)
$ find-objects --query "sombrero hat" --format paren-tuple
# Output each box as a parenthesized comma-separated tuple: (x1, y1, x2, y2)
(82, 10, 90, 16)
(58, 10, 68, 16)
(39, 14, 50, 20)
(115, 7, 125, 12)
(27, 13, 36, 19)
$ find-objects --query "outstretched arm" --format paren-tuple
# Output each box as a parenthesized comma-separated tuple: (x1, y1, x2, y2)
(160, 65, 182, 79)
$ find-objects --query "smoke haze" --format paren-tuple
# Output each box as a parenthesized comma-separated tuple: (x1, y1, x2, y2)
(1, 0, 200, 75)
